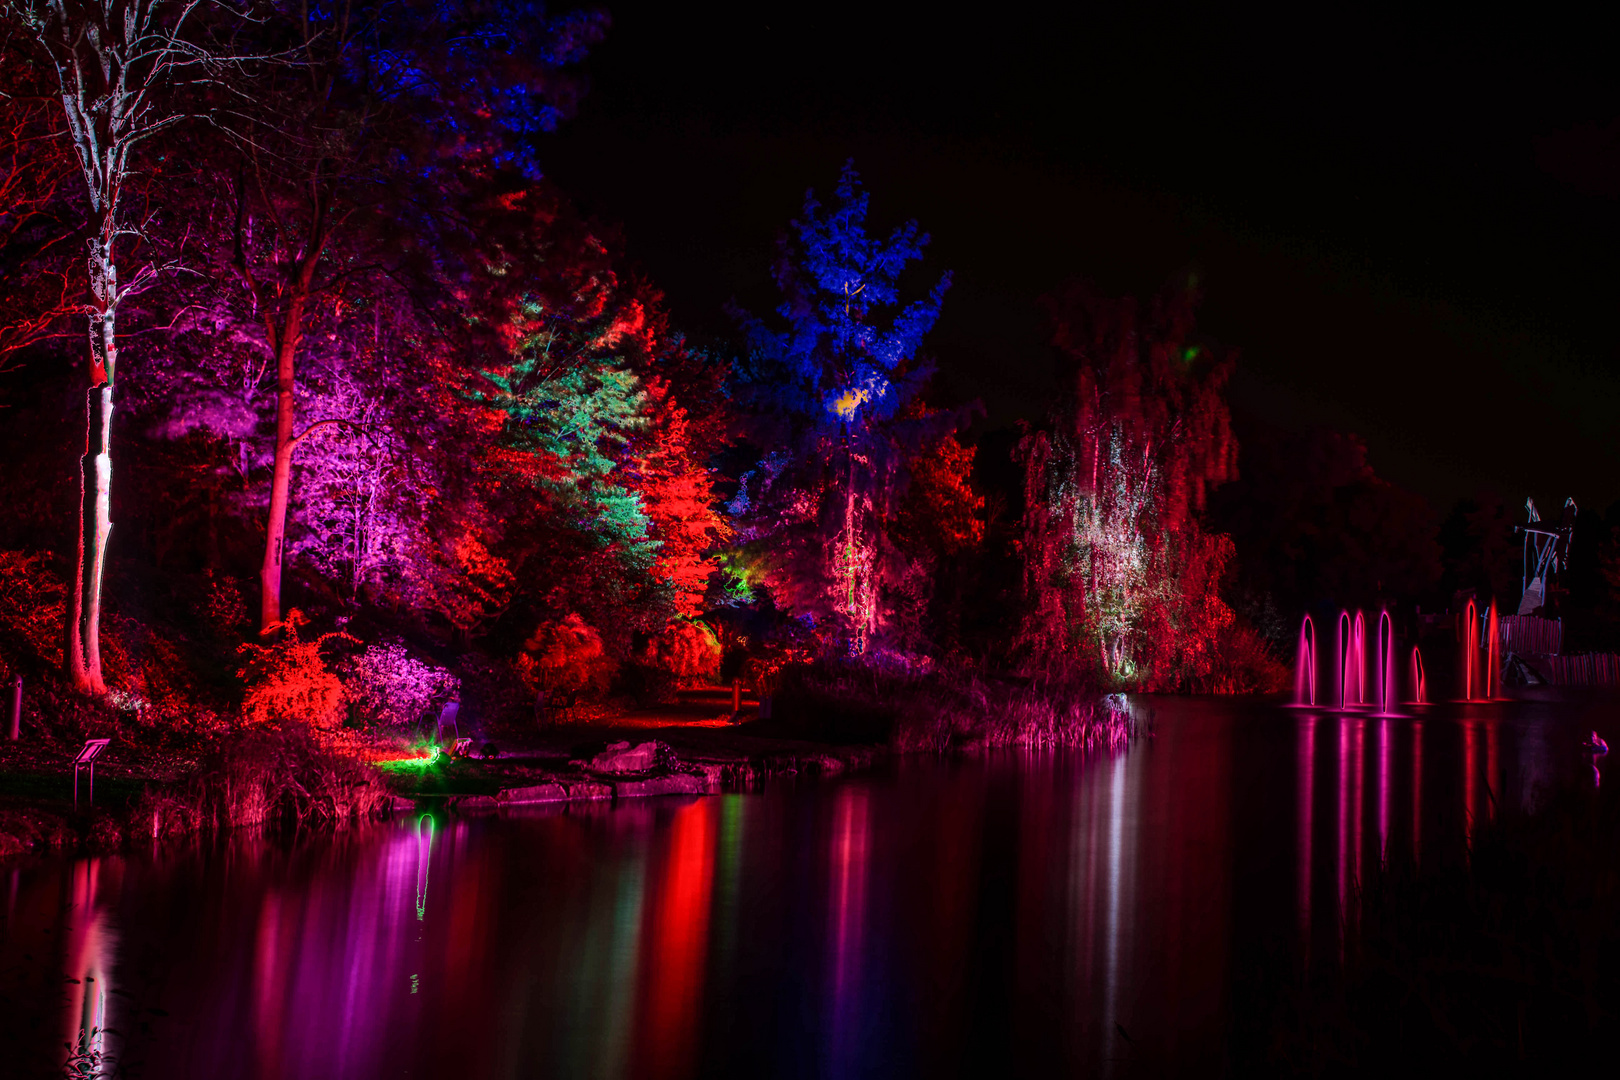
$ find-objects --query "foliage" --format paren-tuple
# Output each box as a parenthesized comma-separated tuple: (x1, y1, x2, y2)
(1183, 620, 1290, 695)
(1438, 490, 1520, 605)
(235, 610, 356, 729)
(518, 612, 616, 695)
(1215, 423, 1440, 618)
(729, 162, 968, 652)
(892, 430, 985, 558)
(0, 549, 63, 674)
(1017, 278, 1238, 689)
(767, 659, 1139, 751)
(138, 726, 392, 835)
(339, 642, 459, 728)
(645, 618, 723, 683)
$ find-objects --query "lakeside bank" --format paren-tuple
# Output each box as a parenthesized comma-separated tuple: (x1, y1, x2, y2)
(0, 673, 1138, 858)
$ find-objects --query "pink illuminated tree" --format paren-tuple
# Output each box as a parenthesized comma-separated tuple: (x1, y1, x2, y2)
(210, 0, 604, 631)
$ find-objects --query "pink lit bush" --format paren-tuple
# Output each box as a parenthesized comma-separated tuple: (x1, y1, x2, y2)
(339, 642, 460, 728)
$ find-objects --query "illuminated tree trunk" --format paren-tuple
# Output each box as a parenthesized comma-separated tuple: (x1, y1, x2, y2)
(21, 0, 219, 689)
(259, 285, 310, 631)
(65, 188, 120, 693)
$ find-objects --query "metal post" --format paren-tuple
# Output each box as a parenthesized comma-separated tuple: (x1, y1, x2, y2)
(732, 679, 741, 714)
(8, 676, 18, 740)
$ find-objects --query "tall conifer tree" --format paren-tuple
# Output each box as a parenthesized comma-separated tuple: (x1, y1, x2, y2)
(731, 163, 955, 653)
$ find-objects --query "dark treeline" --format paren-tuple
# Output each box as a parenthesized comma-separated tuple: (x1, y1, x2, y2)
(0, 0, 1571, 737)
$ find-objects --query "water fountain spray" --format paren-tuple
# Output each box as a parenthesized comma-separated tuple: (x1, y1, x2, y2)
(1376, 610, 1398, 714)
(1296, 615, 1317, 707)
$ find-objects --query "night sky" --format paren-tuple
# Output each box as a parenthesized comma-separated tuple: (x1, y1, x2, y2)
(543, 2, 1620, 511)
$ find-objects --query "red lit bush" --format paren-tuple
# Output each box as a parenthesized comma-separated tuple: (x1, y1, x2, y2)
(645, 618, 723, 684)
(236, 610, 356, 730)
(0, 550, 65, 674)
(519, 613, 617, 696)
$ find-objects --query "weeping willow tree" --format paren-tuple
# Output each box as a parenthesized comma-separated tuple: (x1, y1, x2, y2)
(1016, 278, 1237, 688)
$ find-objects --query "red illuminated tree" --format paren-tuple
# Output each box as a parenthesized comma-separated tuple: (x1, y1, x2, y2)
(1017, 278, 1238, 688)
(0, 52, 76, 363)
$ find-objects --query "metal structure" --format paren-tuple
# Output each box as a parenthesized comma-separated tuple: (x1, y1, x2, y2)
(435, 701, 460, 745)
(73, 738, 110, 807)
(1516, 497, 1577, 616)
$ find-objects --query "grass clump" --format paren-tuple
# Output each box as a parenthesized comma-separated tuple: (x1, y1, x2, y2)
(136, 727, 392, 838)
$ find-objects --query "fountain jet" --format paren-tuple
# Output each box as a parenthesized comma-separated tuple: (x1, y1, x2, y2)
(1485, 600, 1500, 700)
(1376, 610, 1398, 714)
(1337, 610, 1367, 709)
(1295, 615, 1317, 706)
(1410, 646, 1426, 704)
(1462, 600, 1479, 701)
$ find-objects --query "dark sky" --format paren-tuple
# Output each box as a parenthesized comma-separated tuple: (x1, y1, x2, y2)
(542, 1, 1620, 511)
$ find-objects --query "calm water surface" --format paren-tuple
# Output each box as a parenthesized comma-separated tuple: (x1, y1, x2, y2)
(2, 695, 1612, 1078)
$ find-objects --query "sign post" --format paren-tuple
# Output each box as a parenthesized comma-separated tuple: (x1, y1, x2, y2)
(73, 739, 111, 808)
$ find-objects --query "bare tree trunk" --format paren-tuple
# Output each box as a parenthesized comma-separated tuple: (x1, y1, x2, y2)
(20, 0, 222, 691)
(67, 236, 118, 691)
(259, 289, 307, 630)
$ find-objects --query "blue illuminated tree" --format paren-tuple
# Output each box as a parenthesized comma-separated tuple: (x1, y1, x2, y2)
(730, 163, 961, 654)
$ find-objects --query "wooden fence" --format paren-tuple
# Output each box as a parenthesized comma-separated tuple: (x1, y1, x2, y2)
(1538, 653, 1620, 687)
(1496, 615, 1562, 655)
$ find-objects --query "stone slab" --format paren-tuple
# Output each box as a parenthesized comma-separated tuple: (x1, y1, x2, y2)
(612, 773, 708, 799)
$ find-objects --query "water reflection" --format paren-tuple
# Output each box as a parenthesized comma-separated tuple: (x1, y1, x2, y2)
(637, 799, 717, 1079)
(0, 698, 1610, 1077)
(63, 859, 114, 1074)
(825, 787, 869, 1076)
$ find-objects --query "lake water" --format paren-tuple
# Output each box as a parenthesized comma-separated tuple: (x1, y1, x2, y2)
(2, 695, 1612, 1078)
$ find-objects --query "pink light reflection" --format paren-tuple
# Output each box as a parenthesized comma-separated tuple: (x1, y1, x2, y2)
(827, 785, 871, 1073)
(1298, 715, 1315, 952)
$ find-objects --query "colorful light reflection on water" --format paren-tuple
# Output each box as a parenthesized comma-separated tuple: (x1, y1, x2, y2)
(0, 696, 1611, 1077)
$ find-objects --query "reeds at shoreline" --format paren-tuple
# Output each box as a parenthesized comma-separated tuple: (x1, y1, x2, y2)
(770, 661, 1140, 752)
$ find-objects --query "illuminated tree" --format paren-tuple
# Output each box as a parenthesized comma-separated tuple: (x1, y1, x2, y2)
(214, 0, 605, 630)
(6, 0, 231, 691)
(1017, 278, 1238, 687)
(731, 162, 957, 653)
(0, 51, 75, 364)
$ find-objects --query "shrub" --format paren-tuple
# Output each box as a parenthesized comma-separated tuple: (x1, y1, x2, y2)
(236, 610, 356, 730)
(520, 613, 617, 695)
(766, 660, 1139, 751)
(137, 726, 391, 835)
(1186, 619, 1289, 694)
(0, 549, 64, 675)
(646, 618, 722, 683)
(339, 642, 459, 727)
